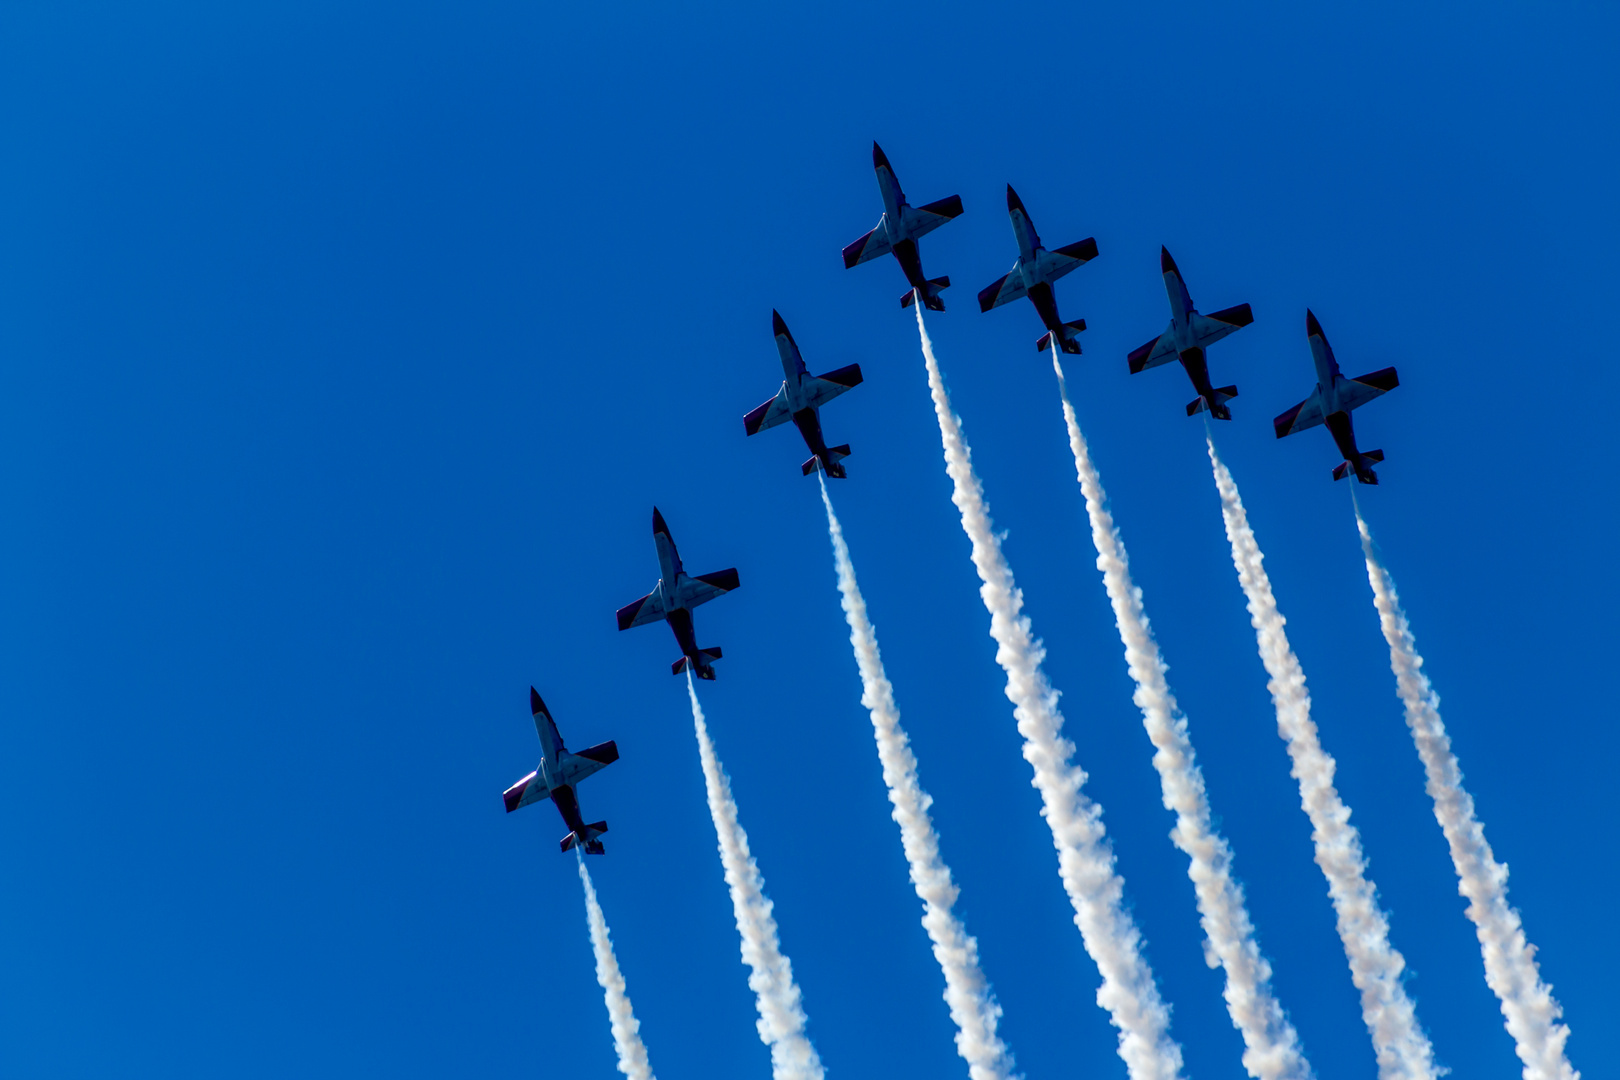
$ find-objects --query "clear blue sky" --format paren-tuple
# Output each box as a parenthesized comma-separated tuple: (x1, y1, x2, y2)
(1, 2, 1614, 1077)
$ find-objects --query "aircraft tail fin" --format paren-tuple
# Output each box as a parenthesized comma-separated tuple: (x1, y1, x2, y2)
(673, 649, 722, 679)
(1037, 319, 1086, 354)
(802, 445, 851, 479)
(1187, 385, 1239, 421)
(901, 276, 951, 311)
(561, 820, 609, 855)
(1333, 450, 1384, 485)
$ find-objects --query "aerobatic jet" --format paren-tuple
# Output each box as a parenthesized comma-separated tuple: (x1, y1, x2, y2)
(842, 142, 963, 311)
(616, 508, 739, 680)
(744, 311, 864, 478)
(1127, 248, 1254, 420)
(978, 186, 1098, 354)
(1274, 310, 1400, 484)
(502, 687, 619, 855)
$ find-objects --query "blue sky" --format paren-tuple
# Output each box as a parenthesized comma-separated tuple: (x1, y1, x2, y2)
(0, 2, 1615, 1077)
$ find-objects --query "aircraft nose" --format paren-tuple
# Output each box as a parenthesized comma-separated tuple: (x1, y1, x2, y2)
(652, 506, 667, 534)
(772, 309, 790, 337)
(530, 687, 546, 715)
(871, 141, 890, 170)
(1160, 246, 1179, 275)
(1005, 185, 1024, 213)
(1305, 309, 1324, 338)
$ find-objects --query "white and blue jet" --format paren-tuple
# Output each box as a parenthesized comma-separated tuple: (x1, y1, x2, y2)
(502, 688, 619, 855)
(978, 186, 1099, 354)
(842, 142, 964, 312)
(743, 311, 864, 479)
(616, 508, 739, 680)
(1274, 310, 1400, 484)
(1127, 247, 1254, 420)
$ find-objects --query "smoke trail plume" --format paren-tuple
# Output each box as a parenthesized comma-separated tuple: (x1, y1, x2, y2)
(914, 306, 1184, 1080)
(1354, 507, 1578, 1080)
(817, 474, 1017, 1080)
(577, 853, 657, 1080)
(1207, 438, 1437, 1080)
(687, 673, 825, 1080)
(1049, 354, 1309, 1080)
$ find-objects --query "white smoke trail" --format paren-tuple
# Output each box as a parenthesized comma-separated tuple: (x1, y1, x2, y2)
(1354, 506, 1578, 1080)
(817, 473, 1017, 1080)
(914, 305, 1183, 1080)
(577, 852, 657, 1080)
(1049, 354, 1309, 1080)
(1207, 438, 1437, 1080)
(686, 673, 825, 1080)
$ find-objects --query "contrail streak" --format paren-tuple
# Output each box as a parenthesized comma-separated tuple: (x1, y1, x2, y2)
(1207, 438, 1437, 1080)
(1354, 505, 1578, 1080)
(914, 305, 1183, 1080)
(577, 852, 657, 1080)
(687, 673, 824, 1080)
(1049, 353, 1309, 1080)
(817, 473, 1017, 1080)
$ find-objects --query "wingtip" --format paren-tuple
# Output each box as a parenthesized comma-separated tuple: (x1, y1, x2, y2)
(529, 687, 545, 715)
(871, 141, 889, 170)
(1160, 246, 1179, 275)
(651, 506, 667, 534)
(1305, 309, 1323, 338)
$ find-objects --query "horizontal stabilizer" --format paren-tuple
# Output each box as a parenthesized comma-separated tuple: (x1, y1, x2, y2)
(1364, 449, 1385, 463)
(900, 276, 951, 311)
(560, 820, 609, 855)
(1332, 461, 1350, 481)
(1036, 319, 1086, 355)
(1187, 385, 1238, 420)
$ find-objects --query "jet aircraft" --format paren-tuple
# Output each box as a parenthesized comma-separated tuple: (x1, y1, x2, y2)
(1274, 310, 1400, 484)
(1127, 248, 1254, 420)
(744, 312, 864, 478)
(842, 143, 964, 311)
(616, 508, 740, 679)
(978, 186, 1098, 354)
(502, 688, 619, 855)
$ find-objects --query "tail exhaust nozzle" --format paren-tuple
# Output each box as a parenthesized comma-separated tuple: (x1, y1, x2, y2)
(1037, 319, 1087, 354)
(901, 276, 951, 311)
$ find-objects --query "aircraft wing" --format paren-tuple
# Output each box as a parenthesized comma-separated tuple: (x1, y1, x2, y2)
(678, 568, 740, 608)
(1128, 330, 1178, 373)
(558, 740, 619, 787)
(842, 219, 893, 268)
(899, 194, 964, 240)
(978, 268, 1028, 312)
(744, 385, 793, 436)
(1192, 304, 1254, 349)
(1336, 367, 1399, 412)
(1033, 237, 1099, 284)
(1274, 390, 1327, 438)
(503, 770, 551, 813)
(616, 588, 668, 630)
(802, 364, 863, 410)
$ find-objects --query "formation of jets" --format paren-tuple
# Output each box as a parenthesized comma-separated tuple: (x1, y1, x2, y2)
(507, 142, 1404, 853)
